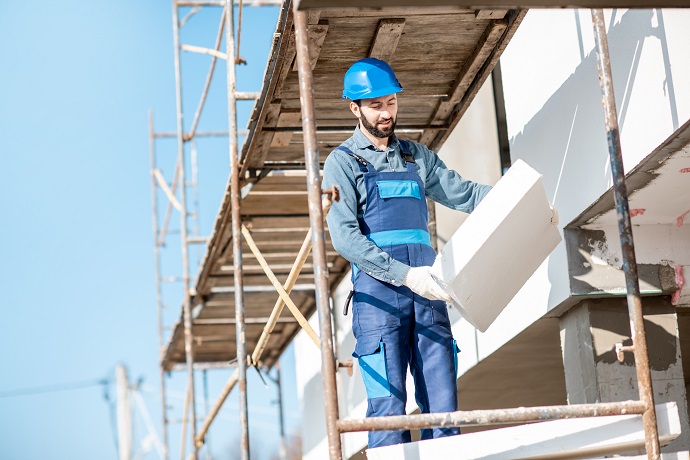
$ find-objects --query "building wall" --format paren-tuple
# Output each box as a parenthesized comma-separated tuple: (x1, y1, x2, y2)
(481, 6, 690, 363)
(295, 8, 690, 459)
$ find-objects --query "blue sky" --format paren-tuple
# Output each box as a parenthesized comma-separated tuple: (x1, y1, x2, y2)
(0, 2, 299, 459)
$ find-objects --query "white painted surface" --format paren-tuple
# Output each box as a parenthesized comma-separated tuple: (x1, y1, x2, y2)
(500, 8, 690, 317)
(431, 160, 561, 332)
(457, 6, 690, 381)
(366, 402, 680, 460)
(580, 143, 690, 228)
(592, 453, 690, 460)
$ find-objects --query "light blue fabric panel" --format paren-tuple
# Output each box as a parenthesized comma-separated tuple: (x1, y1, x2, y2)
(377, 180, 421, 200)
(452, 338, 461, 377)
(358, 341, 391, 398)
(366, 228, 431, 248)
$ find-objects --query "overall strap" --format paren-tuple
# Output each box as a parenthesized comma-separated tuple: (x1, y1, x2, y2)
(335, 146, 371, 173)
(398, 139, 417, 173)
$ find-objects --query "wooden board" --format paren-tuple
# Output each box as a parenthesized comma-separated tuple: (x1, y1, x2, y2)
(296, 0, 690, 8)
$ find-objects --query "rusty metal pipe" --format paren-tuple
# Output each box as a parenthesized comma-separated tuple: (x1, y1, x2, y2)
(225, 1, 250, 459)
(172, 2, 198, 457)
(337, 401, 647, 433)
(591, 9, 660, 459)
(188, 7, 226, 140)
(154, 130, 248, 138)
(263, 124, 446, 132)
(158, 159, 181, 247)
(172, 362, 236, 372)
(179, 385, 192, 460)
(236, 0, 245, 64)
(293, 7, 343, 460)
(149, 110, 169, 460)
(181, 44, 227, 61)
(177, 0, 281, 6)
(235, 92, 260, 100)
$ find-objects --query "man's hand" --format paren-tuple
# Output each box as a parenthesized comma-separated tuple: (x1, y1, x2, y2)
(403, 266, 452, 302)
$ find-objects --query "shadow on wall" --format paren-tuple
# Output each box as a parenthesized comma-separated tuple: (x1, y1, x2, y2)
(508, 9, 671, 312)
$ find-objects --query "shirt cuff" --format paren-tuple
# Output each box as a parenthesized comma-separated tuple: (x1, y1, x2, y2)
(388, 260, 411, 287)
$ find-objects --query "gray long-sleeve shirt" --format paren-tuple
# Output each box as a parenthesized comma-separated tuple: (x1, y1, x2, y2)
(323, 126, 491, 287)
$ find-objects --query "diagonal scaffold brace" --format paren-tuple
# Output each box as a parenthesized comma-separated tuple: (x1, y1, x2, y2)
(194, 188, 339, 449)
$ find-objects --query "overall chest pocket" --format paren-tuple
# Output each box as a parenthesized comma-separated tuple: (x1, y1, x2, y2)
(377, 180, 421, 199)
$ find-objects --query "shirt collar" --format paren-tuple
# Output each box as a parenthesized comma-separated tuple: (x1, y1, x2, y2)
(352, 125, 400, 152)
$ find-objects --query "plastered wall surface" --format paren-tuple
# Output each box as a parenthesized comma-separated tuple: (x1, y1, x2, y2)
(490, 6, 690, 357)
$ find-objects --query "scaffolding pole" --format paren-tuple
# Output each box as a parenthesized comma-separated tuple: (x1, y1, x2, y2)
(275, 364, 287, 460)
(172, 1, 198, 458)
(188, 8, 226, 141)
(224, 0, 250, 459)
(591, 9, 660, 459)
(292, 6, 343, 460)
(149, 110, 170, 460)
(156, 2, 283, 459)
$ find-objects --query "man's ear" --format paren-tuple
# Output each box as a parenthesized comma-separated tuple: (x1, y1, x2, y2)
(349, 101, 360, 118)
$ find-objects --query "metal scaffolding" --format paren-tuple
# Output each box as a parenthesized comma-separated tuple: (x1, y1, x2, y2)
(149, 1, 283, 459)
(286, 5, 661, 460)
(150, 1, 672, 459)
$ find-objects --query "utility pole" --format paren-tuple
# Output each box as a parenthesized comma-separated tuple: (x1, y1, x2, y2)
(116, 364, 132, 460)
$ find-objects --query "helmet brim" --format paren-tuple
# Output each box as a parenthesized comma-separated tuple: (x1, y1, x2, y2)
(342, 85, 403, 101)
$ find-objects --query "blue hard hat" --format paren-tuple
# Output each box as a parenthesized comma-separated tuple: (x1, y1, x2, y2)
(342, 58, 403, 101)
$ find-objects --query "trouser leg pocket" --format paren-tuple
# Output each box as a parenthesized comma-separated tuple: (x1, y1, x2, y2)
(353, 336, 391, 399)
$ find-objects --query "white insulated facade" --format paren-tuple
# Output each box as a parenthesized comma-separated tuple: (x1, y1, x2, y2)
(294, 8, 690, 459)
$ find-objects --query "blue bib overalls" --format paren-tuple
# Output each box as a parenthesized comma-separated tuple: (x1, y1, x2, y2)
(340, 141, 461, 448)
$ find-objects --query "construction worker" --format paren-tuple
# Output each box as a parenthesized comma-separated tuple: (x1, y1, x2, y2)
(322, 58, 492, 448)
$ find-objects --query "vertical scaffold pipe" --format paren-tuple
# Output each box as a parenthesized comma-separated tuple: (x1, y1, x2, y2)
(172, 2, 198, 457)
(292, 7, 343, 460)
(275, 364, 287, 460)
(149, 110, 170, 460)
(591, 9, 660, 459)
(225, 1, 250, 460)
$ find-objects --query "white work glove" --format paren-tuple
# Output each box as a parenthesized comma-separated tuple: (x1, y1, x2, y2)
(403, 266, 452, 302)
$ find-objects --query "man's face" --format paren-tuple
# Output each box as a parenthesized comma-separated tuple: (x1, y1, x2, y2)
(350, 94, 398, 139)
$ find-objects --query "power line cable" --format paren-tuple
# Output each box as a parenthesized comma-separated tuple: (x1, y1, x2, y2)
(0, 378, 111, 399)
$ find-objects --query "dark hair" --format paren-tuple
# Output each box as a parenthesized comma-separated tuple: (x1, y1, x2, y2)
(353, 100, 361, 107)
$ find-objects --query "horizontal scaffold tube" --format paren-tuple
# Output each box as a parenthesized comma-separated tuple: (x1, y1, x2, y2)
(337, 401, 647, 433)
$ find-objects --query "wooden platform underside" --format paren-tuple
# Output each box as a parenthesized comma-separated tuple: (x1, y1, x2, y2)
(161, 1, 525, 371)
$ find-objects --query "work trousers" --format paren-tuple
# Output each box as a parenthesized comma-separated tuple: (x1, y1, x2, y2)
(352, 246, 461, 448)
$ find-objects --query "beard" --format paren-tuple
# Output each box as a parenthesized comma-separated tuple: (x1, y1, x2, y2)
(360, 112, 396, 138)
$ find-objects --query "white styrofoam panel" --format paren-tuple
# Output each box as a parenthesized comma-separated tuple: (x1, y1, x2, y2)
(366, 402, 680, 460)
(431, 160, 561, 332)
